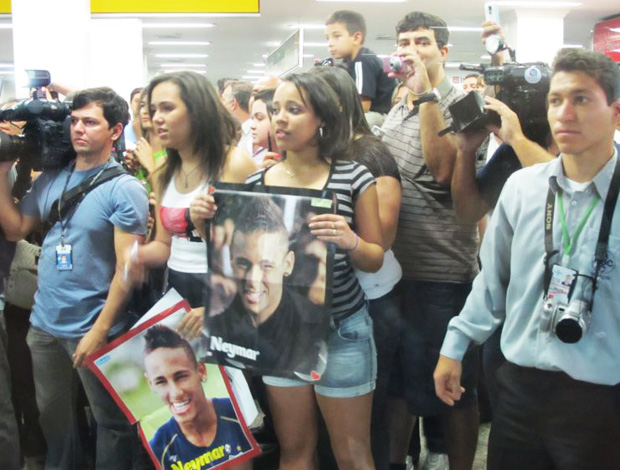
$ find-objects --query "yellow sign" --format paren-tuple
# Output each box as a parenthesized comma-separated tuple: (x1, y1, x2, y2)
(0, 1, 260, 14)
(91, 0, 259, 14)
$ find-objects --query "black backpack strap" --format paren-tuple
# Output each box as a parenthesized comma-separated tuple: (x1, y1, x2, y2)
(45, 166, 127, 229)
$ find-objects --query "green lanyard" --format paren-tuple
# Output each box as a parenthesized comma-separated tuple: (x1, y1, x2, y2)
(557, 190, 600, 265)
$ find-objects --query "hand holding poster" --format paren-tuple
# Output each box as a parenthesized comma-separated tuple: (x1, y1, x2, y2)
(203, 184, 334, 380)
(86, 299, 260, 470)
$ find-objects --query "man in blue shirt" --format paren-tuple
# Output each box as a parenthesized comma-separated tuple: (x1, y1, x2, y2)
(435, 49, 620, 469)
(144, 325, 252, 470)
(0, 87, 148, 469)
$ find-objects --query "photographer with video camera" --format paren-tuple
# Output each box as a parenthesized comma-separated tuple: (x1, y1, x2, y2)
(0, 86, 149, 469)
(451, 22, 557, 225)
(434, 48, 620, 470)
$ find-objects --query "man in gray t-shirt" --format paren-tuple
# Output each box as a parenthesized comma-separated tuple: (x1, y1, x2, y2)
(0, 88, 148, 469)
(381, 11, 480, 470)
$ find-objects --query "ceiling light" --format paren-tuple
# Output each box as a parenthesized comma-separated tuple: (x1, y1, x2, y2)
(143, 23, 216, 28)
(495, 1, 582, 6)
(242, 76, 263, 80)
(160, 63, 207, 67)
(266, 41, 281, 47)
(446, 62, 461, 68)
(252, 63, 266, 67)
(303, 54, 316, 58)
(0, 71, 15, 75)
(447, 26, 483, 32)
(481, 54, 492, 60)
(0, 63, 14, 68)
(155, 53, 208, 58)
(0, 24, 12, 29)
(163, 69, 207, 74)
(289, 24, 325, 30)
(247, 70, 266, 74)
(304, 42, 328, 47)
(562, 44, 584, 48)
(149, 41, 210, 46)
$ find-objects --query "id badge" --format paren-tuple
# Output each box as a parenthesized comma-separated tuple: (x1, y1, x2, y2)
(546, 264, 577, 304)
(56, 244, 73, 271)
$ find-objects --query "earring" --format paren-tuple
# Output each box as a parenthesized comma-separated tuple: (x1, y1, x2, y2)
(319, 127, 324, 138)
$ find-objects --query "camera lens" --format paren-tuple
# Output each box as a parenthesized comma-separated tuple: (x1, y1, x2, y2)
(389, 56, 403, 73)
(555, 318, 583, 344)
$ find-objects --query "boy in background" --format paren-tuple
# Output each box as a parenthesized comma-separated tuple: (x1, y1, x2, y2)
(325, 10, 395, 125)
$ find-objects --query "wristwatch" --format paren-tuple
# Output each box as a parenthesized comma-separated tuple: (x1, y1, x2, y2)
(415, 88, 441, 104)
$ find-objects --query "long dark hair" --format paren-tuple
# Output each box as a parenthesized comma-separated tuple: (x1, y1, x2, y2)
(281, 73, 349, 161)
(310, 66, 371, 137)
(147, 71, 237, 192)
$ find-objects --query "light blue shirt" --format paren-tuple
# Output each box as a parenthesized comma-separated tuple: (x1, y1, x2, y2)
(20, 160, 148, 338)
(441, 149, 620, 386)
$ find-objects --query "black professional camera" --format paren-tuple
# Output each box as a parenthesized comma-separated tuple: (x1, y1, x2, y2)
(0, 70, 75, 171)
(541, 299, 592, 344)
(441, 62, 551, 145)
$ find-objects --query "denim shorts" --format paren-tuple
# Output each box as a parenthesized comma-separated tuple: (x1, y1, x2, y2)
(263, 305, 377, 398)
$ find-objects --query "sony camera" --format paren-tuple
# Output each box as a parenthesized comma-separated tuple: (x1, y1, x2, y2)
(0, 70, 75, 171)
(541, 299, 592, 344)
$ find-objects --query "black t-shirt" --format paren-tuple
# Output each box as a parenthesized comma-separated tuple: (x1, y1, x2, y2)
(348, 134, 401, 182)
(345, 47, 396, 115)
(477, 143, 522, 208)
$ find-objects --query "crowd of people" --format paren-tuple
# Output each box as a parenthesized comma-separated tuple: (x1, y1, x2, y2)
(1, 7, 620, 470)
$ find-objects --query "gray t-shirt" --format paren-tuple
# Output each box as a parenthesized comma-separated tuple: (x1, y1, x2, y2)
(20, 159, 148, 338)
(381, 79, 480, 283)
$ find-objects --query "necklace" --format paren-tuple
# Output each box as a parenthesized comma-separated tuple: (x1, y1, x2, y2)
(282, 161, 297, 178)
(180, 164, 201, 188)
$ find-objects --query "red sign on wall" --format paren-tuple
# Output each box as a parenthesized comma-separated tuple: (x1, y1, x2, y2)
(593, 16, 620, 62)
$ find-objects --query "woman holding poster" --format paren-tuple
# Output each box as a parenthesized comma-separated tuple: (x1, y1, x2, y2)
(132, 72, 256, 337)
(192, 72, 384, 470)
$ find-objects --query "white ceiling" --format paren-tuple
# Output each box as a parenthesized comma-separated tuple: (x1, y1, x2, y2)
(0, 0, 619, 91)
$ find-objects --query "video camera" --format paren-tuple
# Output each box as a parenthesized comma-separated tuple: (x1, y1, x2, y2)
(0, 70, 75, 171)
(441, 62, 552, 146)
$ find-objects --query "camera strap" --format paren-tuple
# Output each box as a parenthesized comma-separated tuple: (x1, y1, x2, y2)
(543, 156, 620, 309)
(44, 164, 126, 232)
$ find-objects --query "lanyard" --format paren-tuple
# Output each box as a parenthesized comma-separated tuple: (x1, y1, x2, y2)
(543, 157, 620, 309)
(557, 192, 600, 265)
(58, 159, 111, 245)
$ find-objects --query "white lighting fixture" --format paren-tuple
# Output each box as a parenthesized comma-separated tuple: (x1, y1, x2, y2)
(242, 76, 263, 80)
(160, 63, 207, 67)
(304, 42, 328, 47)
(266, 41, 281, 47)
(495, 1, 582, 7)
(303, 54, 316, 58)
(0, 63, 14, 68)
(288, 24, 325, 30)
(446, 62, 461, 68)
(149, 41, 210, 46)
(0, 71, 15, 75)
(252, 63, 266, 67)
(143, 23, 215, 28)
(0, 24, 12, 29)
(562, 44, 584, 48)
(481, 54, 492, 60)
(377, 54, 390, 58)
(448, 26, 483, 32)
(163, 69, 207, 74)
(247, 70, 266, 74)
(155, 53, 208, 58)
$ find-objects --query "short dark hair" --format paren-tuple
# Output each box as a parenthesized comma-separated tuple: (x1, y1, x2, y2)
(229, 80, 254, 113)
(148, 71, 237, 192)
(552, 48, 620, 105)
(144, 325, 198, 368)
(396, 11, 449, 50)
(72, 87, 130, 129)
(234, 196, 287, 240)
(310, 66, 370, 137)
(326, 10, 367, 42)
(281, 72, 349, 161)
(252, 88, 275, 116)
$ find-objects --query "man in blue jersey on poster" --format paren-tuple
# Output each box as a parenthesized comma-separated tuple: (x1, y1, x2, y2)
(144, 325, 252, 470)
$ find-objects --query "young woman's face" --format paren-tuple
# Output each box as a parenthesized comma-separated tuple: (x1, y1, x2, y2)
(150, 81, 192, 152)
(271, 81, 322, 153)
(250, 99, 271, 149)
(139, 97, 152, 131)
